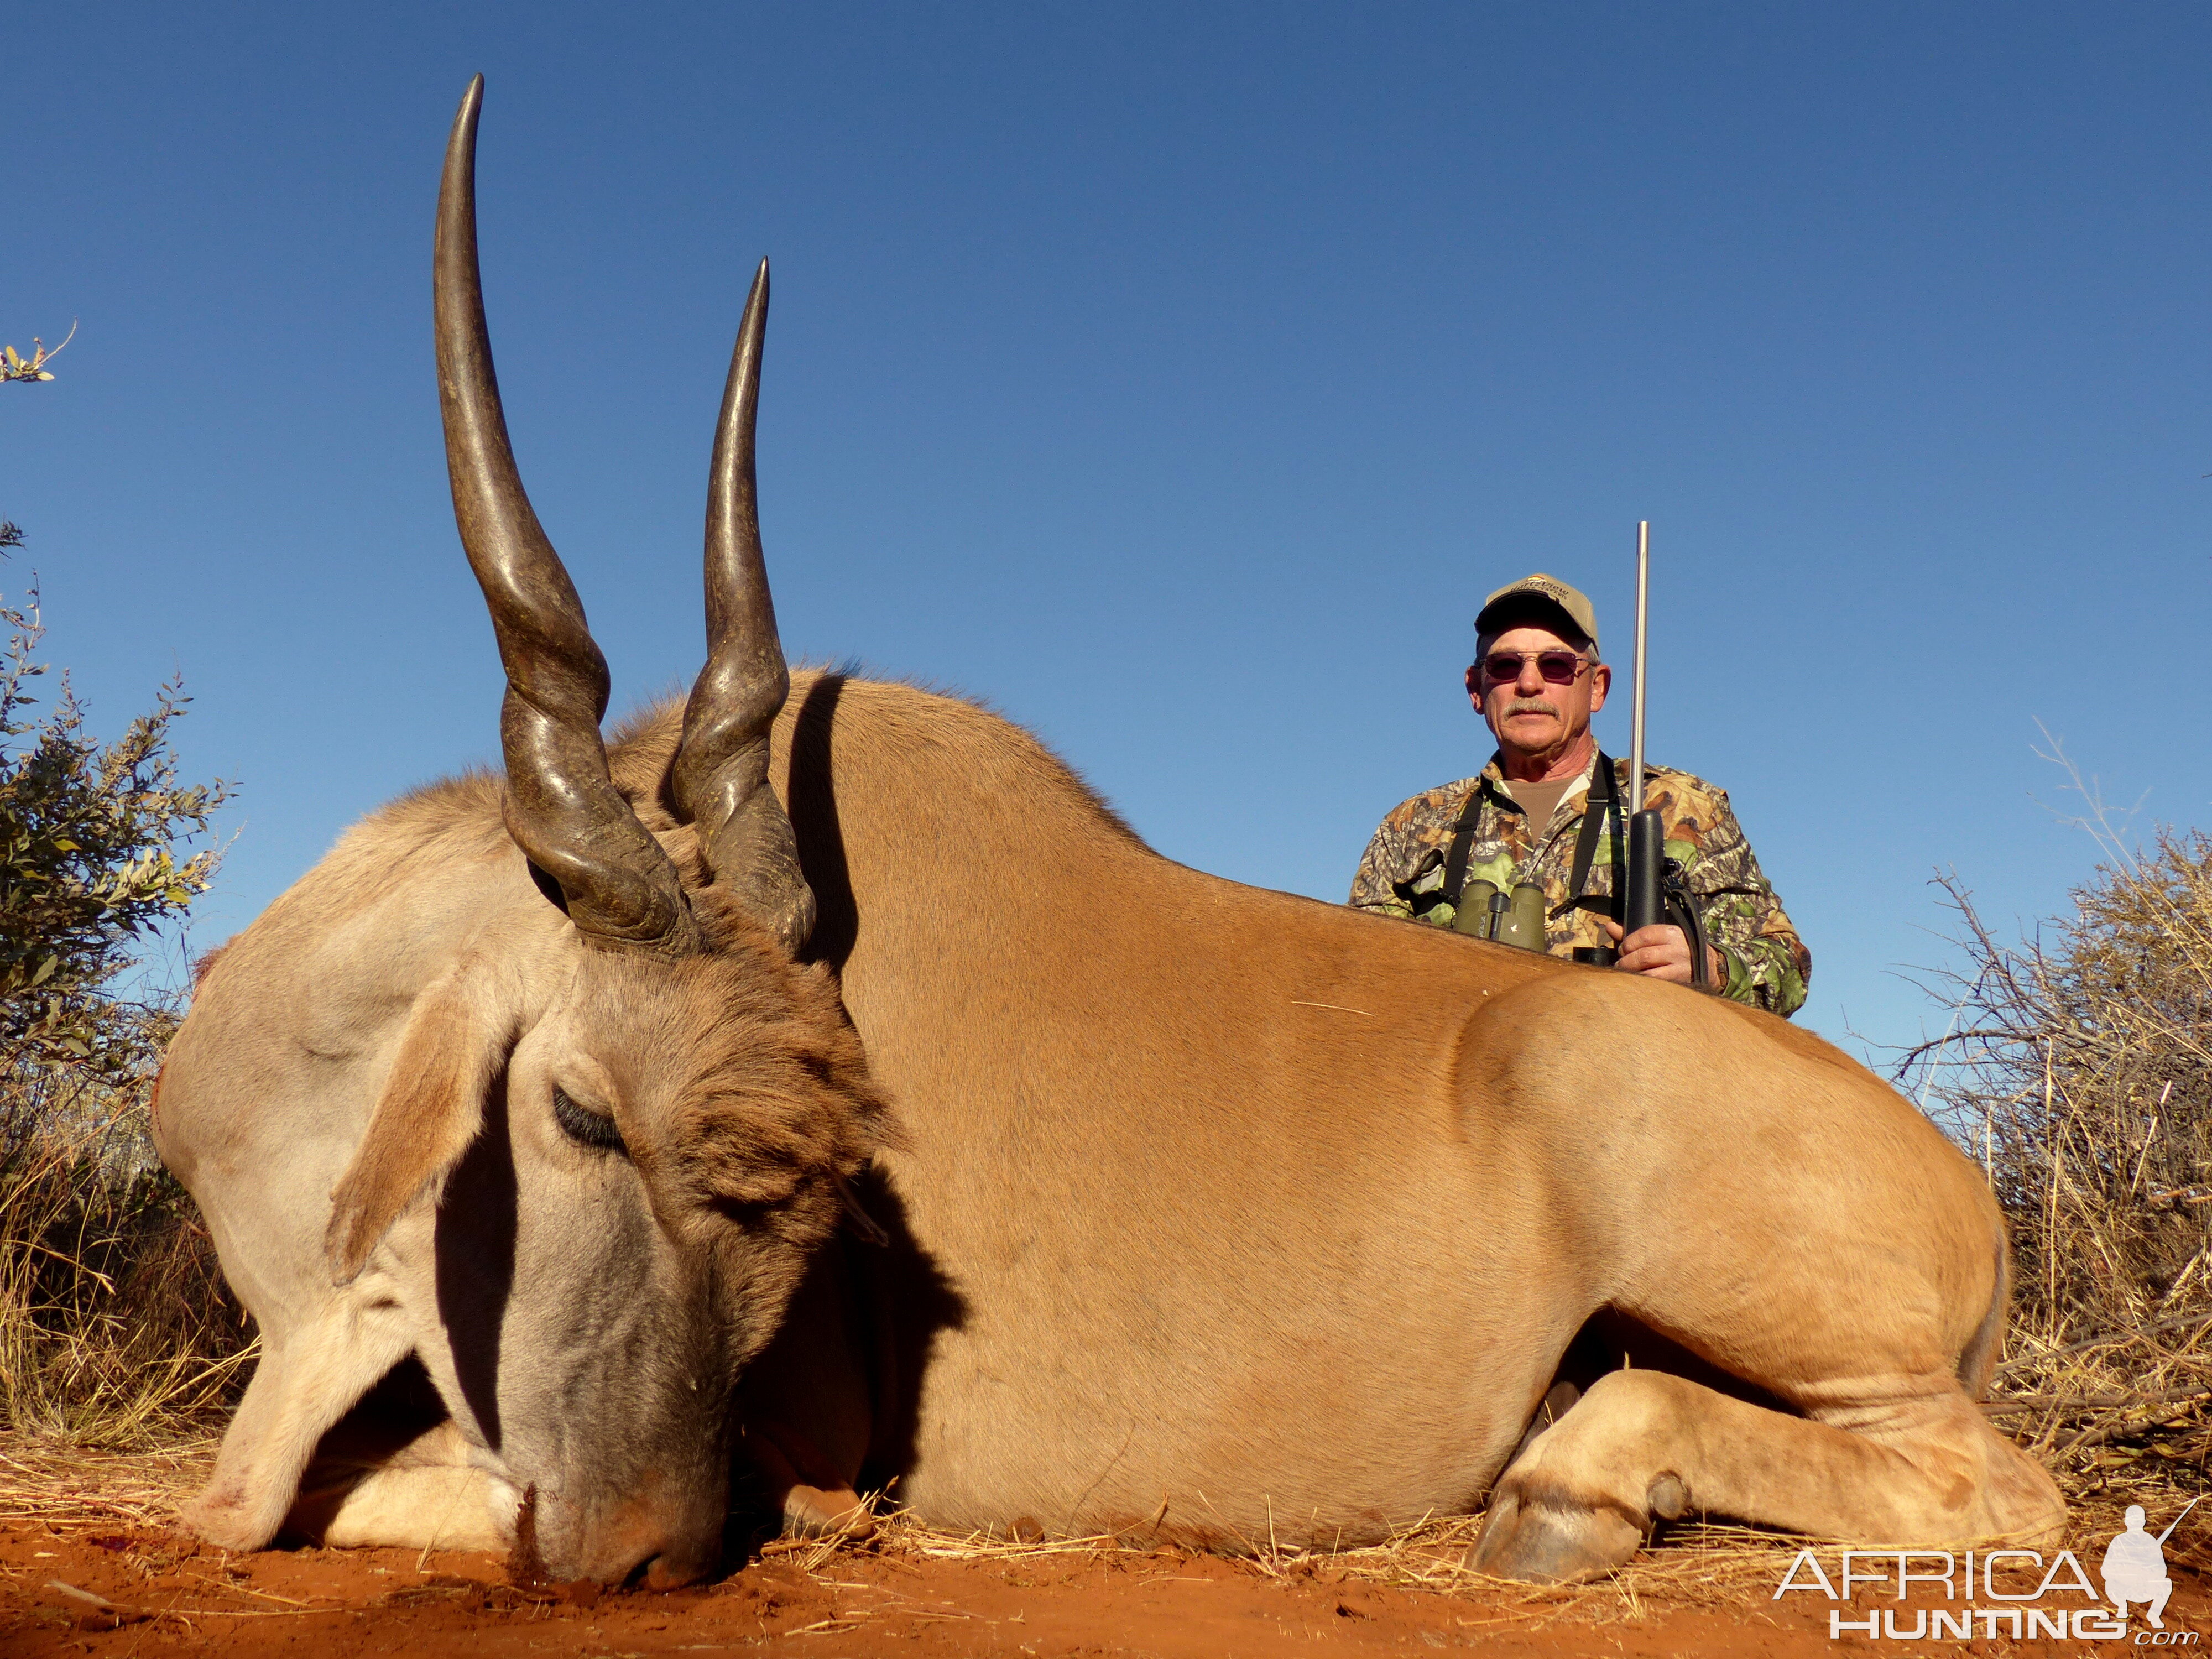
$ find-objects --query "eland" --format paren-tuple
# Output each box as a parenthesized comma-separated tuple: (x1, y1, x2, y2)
(153, 78, 2066, 1588)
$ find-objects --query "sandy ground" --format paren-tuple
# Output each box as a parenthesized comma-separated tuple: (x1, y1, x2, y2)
(2, 1440, 2202, 1656)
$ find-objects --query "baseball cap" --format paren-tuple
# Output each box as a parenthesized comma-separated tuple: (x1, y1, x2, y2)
(1474, 573, 1599, 653)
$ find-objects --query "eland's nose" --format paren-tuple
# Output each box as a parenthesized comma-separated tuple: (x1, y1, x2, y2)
(564, 1467, 728, 1587)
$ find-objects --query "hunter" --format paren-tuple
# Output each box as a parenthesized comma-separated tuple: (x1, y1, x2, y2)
(1349, 573, 1809, 1017)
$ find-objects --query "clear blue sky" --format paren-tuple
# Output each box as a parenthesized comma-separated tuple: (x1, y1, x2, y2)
(3, 3, 2206, 1063)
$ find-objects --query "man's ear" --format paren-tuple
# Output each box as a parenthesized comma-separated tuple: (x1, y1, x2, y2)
(324, 957, 518, 1286)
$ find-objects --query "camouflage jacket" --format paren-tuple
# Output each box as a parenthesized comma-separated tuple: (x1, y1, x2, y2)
(1348, 751, 1811, 1018)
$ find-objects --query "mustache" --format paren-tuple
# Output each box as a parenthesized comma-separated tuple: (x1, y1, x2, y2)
(1502, 698, 1561, 718)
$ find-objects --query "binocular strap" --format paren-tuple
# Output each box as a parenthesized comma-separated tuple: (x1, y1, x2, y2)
(1561, 751, 1625, 920)
(1446, 752, 1626, 923)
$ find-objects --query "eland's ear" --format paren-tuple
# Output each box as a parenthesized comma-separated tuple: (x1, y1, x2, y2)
(325, 959, 517, 1285)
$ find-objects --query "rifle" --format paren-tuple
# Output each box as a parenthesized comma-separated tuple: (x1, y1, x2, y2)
(2155, 1495, 2202, 1546)
(1614, 522, 1710, 987)
(1623, 520, 1663, 937)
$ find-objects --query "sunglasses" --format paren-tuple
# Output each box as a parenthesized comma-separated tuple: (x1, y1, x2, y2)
(1477, 650, 1591, 686)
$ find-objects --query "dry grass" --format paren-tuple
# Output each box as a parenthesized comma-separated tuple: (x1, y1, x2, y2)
(0, 1433, 212, 1532)
(0, 1035, 253, 1446)
(1898, 752, 2212, 1531)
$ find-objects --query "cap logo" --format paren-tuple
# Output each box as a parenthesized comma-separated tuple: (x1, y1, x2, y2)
(1475, 572, 1600, 651)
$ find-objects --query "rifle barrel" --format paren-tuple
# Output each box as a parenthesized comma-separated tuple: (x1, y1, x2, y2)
(1629, 521, 1649, 819)
(2156, 1494, 2202, 1545)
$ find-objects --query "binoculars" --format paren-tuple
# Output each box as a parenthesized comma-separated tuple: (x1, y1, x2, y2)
(1451, 879, 1546, 951)
(1451, 806, 1670, 968)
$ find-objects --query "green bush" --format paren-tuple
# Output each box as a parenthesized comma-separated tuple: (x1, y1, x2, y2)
(0, 556, 246, 1438)
(0, 588, 228, 1073)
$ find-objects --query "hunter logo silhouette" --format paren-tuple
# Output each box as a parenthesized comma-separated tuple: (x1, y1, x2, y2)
(2104, 1498, 2199, 1628)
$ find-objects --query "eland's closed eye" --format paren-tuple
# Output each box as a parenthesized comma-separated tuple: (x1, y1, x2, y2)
(552, 1086, 626, 1153)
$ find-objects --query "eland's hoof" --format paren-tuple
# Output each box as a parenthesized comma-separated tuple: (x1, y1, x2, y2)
(1463, 1488, 1642, 1583)
(781, 1481, 874, 1542)
(745, 1421, 875, 1543)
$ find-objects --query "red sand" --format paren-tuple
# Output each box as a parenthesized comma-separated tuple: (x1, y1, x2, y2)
(5, 1517, 2199, 1657)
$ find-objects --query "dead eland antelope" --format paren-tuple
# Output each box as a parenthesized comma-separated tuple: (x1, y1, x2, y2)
(153, 79, 2065, 1589)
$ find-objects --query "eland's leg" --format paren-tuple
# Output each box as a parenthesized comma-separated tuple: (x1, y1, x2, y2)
(285, 1417, 517, 1552)
(1459, 977, 2067, 1582)
(292, 1421, 515, 1551)
(182, 1308, 411, 1551)
(316, 1468, 510, 1550)
(1468, 1368, 2063, 1582)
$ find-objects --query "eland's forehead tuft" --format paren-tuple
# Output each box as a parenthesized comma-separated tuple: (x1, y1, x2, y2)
(569, 944, 887, 1172)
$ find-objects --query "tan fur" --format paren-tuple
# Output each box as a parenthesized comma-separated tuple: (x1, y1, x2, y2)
(157, 667, 2064, 1587)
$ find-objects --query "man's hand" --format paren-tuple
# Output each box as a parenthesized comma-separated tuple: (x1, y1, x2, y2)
(1599, 919, 1723, 988)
